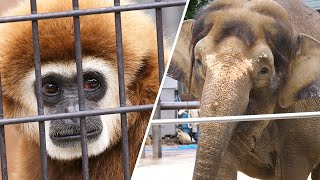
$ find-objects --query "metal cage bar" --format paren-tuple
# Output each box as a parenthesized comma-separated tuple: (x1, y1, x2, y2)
(160, 101, 200, 110)
(72, 0, 90, 179)
(152, 109, 320, 124)
(0, 105, 154, 125)
(152, 0, 166, 159)
(0, 1, 186, 23)
(114, 0, 130, 179)
(152, 101, 320, 124)
(155, 0, 165, 83)
(152, 103, 162, 158)
(0, 75, 7, 180)
(30, 0, 49, 179)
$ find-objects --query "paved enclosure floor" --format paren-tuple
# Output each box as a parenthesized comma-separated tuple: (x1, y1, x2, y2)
(132, 145, 311, 180)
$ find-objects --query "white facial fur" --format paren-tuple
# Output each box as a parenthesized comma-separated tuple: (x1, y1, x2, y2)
(17, 57, 123, 160)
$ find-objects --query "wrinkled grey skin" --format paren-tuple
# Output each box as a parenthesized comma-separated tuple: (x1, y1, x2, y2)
(241, 1, 320, 179)
(168, 0, 320, 179)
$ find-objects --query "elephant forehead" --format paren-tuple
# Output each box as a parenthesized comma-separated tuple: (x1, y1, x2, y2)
(200, 0, 288, 21)
(210, 10, 290, 47)
(192, 0, 291, 49)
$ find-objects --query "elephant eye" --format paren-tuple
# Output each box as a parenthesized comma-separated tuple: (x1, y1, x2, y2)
(260, 67, 269, 75)
(196, 58, 202, 66)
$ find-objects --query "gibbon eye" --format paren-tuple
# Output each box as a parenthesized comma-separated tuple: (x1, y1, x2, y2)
(84, 77, 100, 91)
(43, 83, 60, 96)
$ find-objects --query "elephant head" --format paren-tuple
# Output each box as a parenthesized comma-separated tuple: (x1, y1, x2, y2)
(168, 0, 320, 178)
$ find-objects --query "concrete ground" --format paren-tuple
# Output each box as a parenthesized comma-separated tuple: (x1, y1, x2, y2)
(132, 145, 311, 180)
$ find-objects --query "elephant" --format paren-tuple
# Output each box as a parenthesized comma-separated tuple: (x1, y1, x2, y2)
(168, 0, 320, 179)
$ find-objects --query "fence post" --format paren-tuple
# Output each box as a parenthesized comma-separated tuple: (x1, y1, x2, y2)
(141, 146, 146, 158)
(152, 102, 162, 158)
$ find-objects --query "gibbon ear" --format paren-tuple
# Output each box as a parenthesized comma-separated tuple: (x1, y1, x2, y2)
(279, 34, 320, 108)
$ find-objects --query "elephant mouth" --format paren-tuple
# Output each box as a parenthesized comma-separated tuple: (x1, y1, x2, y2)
(298, 78, 320, 99)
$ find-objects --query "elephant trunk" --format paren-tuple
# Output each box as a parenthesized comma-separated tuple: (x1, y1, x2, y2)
(193, 64, 252, 179)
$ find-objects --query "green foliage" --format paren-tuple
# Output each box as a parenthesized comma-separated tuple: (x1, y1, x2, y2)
(184, 0, 209, 19)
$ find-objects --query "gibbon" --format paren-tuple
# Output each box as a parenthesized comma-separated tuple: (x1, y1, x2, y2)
(0, 0, 168, 179)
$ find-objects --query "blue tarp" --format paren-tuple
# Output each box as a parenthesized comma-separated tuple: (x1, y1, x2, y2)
(145, 144, 197, 151)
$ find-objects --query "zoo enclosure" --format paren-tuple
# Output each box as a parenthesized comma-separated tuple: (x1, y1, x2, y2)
(0, 0, 186, 180)
(150, 101, 320, 158)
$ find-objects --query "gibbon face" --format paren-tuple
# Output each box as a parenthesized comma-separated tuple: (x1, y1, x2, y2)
(0, 0, 161, 160)
(24, 58, 122, 159)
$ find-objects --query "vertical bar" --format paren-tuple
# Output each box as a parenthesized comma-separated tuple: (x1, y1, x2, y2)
(0, 74, 8, 180)
(30, 0, 48, 179)
(0, 127, 7, 180)
(152, 103, 162, 158)
(153, 0, 164, 159)
(155, 0, 165, 83)
(114, 0, 130, 179)
(72, 1, 89, 180)
(141, 146, 145, 158)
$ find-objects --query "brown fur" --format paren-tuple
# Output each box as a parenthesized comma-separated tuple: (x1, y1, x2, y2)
(0, 0, 168, 179)
(0, 125, 19, 180)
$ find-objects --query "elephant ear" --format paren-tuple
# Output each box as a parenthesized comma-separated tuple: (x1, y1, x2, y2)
(279, 34, 320, 108)
(167, 19, 194, 86)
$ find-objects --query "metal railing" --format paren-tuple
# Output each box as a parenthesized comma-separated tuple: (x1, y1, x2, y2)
(0, 0, 186, 180)
(150, 101, 320, 158)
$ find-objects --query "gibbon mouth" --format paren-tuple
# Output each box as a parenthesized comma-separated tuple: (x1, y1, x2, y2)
(49, 116, 103, 148)
(52, 129, 102, 141)
(50, 128, 103, 148)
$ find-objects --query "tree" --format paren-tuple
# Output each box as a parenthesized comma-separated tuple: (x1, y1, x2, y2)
(185, 0, 209, 19)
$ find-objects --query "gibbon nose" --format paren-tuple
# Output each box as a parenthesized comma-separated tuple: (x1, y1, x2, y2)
(65, 103, 79, 113)
(61, 118, 80, 126)
(61, 104, 81, 125)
